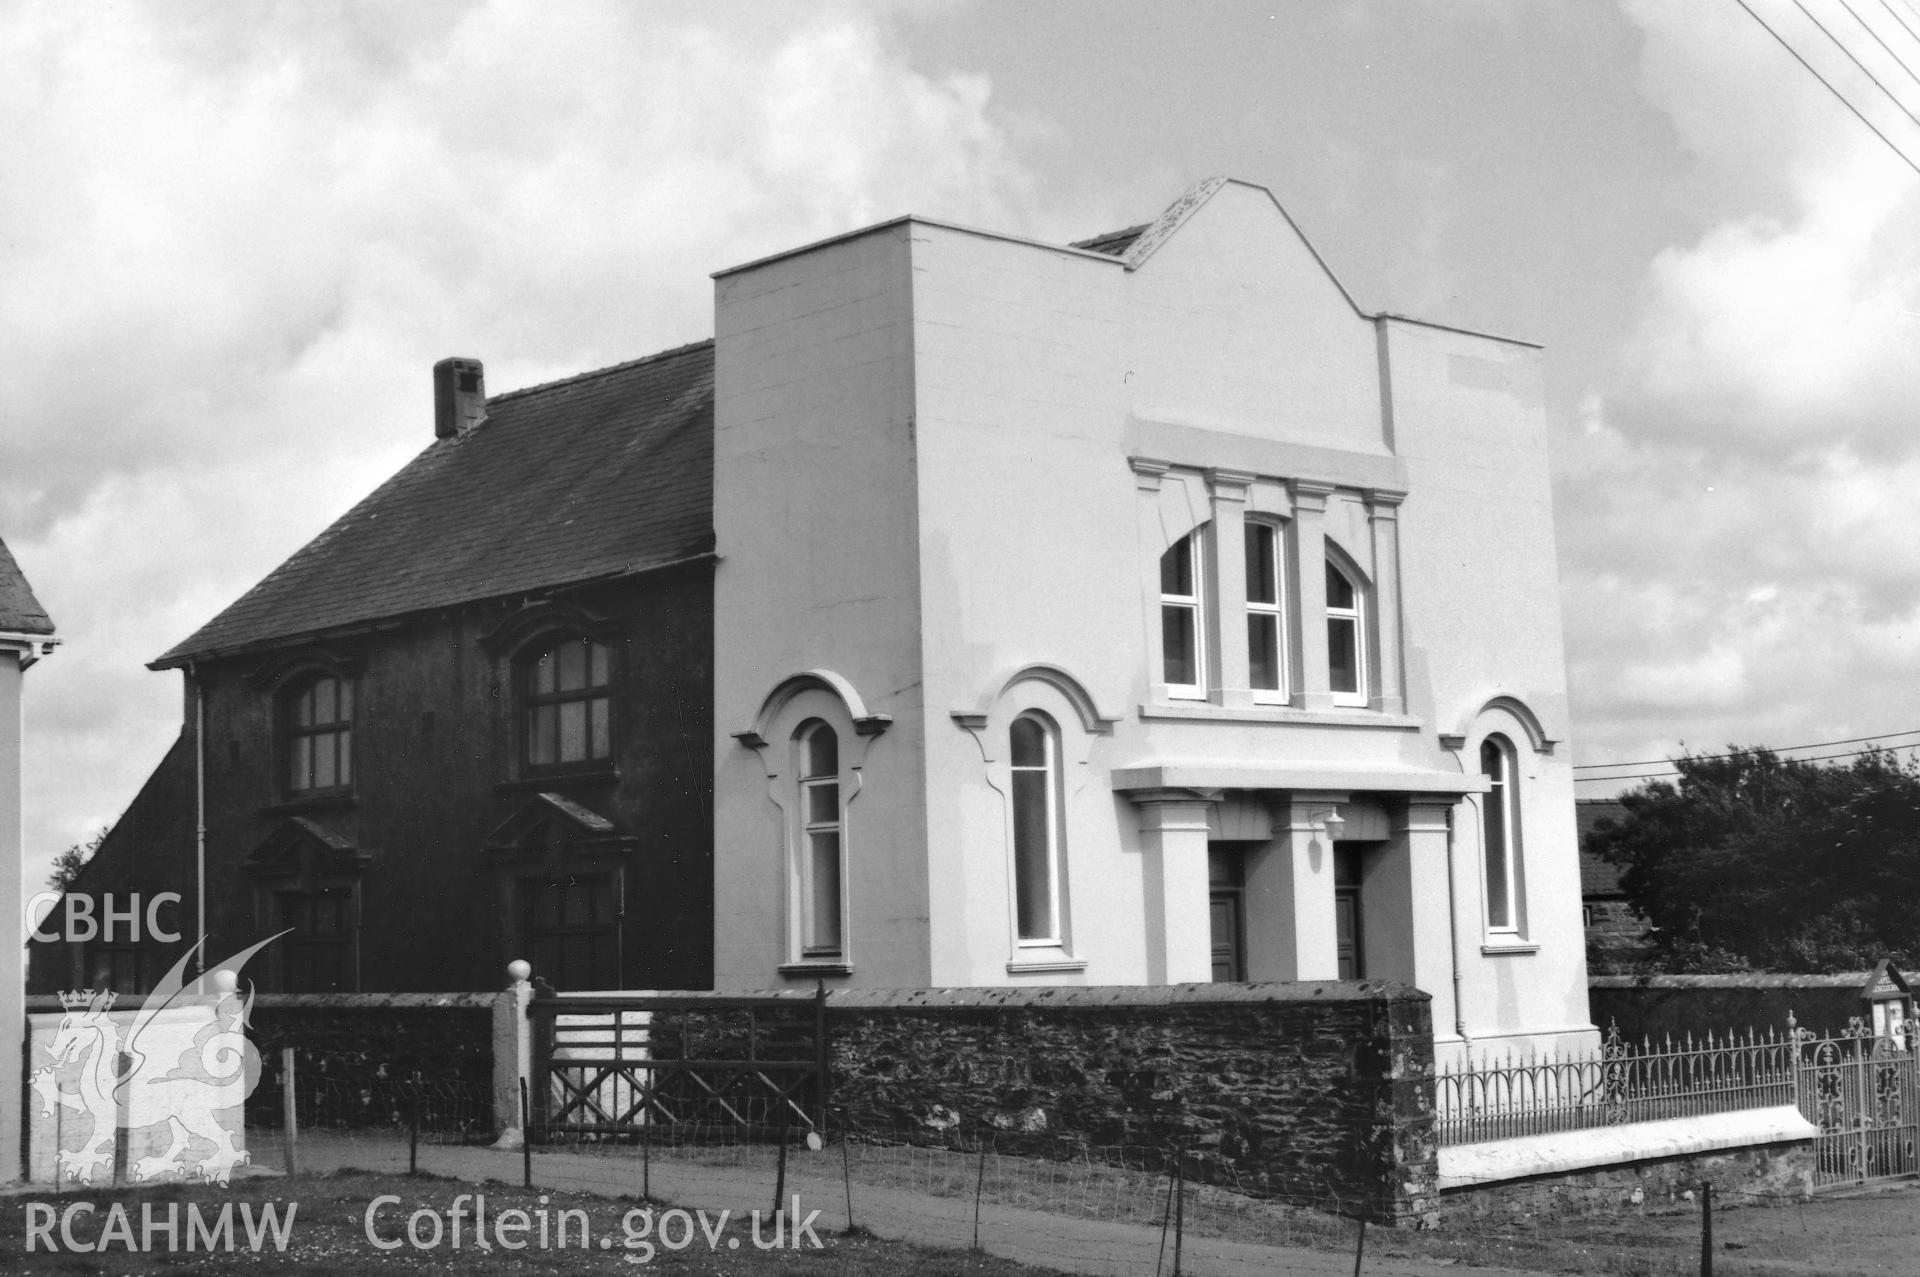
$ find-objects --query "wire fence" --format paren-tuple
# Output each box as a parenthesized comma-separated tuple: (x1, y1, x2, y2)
(239, 1056, 1890, 1277)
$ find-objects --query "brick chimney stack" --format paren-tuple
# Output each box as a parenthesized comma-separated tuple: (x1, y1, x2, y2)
(433, 357, 487, 439)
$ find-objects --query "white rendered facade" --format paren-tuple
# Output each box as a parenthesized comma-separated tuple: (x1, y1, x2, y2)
(711, 179, 1595, 1059)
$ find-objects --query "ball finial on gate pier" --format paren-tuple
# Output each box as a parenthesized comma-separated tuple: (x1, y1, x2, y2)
(507, 959, 532, 984)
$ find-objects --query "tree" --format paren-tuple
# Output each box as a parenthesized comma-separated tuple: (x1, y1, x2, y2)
(45, 827, 107, 893)
(1588, 746, 1920, 973)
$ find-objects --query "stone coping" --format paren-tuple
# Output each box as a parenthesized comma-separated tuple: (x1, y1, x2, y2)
(1590, 973, 1875, 989)
(592, 980, 1425, 1009)
(1436, 1105, 1819, 1190)
(25, 991, 503, 1013)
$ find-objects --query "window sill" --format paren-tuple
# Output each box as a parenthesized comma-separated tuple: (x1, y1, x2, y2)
(1006, 958, 1087, 975)
(495, 767, 618, 793)
(778, 962, 851, 978)
(259, 794, 358, 817)
(1481, 942, 1540, 956)
(1138, 703, 1422, 730)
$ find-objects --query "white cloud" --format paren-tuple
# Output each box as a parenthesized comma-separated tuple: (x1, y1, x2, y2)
(4, 0, 1074, 884)
(1566, 0, 1920, 781)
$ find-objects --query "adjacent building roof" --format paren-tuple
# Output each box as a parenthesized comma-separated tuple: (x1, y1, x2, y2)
(1069, 223, 1149, 258)
(0, 536, 55, 635)
(1577, 799, 1629, 898)
(154, 340, 715, 667)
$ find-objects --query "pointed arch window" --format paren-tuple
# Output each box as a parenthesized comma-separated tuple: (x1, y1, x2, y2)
(796, 720, 844, 958)
(1480, 734, 1522, 933)
(1160, 530, 1205, 698)
(1326, 558, 1367, 708)
(1010, 713, 1066, 945)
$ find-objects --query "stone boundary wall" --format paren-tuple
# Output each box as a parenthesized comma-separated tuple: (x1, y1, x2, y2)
(1590, 974, 1877, 1044)
(646, 981, 1438, 1225)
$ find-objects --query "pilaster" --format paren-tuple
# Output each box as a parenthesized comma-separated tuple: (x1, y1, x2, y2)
(1129, 790, 1217, 984)
(1365, 489, 1407, 716)
(1289, 481, 1335, 711)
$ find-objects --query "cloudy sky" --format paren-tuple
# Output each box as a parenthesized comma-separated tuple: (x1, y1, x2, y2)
(6, 0, 1920, 886)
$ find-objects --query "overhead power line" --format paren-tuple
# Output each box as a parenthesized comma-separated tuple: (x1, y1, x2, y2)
(1843, 0, 1920, 92)
(1733, 0, 1920, 179)
(1790, 0, 1920, 134)
(1573, 738, 1920, 783)
(1573, 727, 1920, 771)
(1887, 0, 1920, 48)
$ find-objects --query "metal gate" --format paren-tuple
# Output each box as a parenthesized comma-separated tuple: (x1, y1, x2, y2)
(528, 987, 828, 1142)
(1797, 1032, 1920, 1188)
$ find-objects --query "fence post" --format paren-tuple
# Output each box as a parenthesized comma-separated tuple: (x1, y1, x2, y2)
(1699, 1180, 1712, 1277)
(773, 1099, 790, 1223)
(526, 975, 556, 1146)
(519, 1077, 532, 1189)
(972, 1131, 991, 1252)
(813, 979, 830, 1132)
(1171, 1145, 1186, 1277)
(280, 1048, 299, 1178)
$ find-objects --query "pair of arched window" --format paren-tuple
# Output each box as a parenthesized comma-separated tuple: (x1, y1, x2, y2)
(1158, 525, 1366, 705)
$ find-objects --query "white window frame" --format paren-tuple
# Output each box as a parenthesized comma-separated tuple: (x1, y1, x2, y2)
(795, 720, 846, 959)
(1244, 519, 1289, 705)
(1009, 712, 1065, 946)
(1325, 556, 1368, 709)
(1160, 530, 1206, 700)
(1480, 734, 1522, 935)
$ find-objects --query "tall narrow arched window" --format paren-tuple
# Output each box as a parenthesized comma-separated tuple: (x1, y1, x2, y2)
(1010, 713, 1065, 944)
(524, 636, 612, 770)
(1160, 530, 1205, 698)
(284, 674, 353, 796)
(1245, 520, 1288, 703)
(797, 721, 844, 958)
(1480, 735, 1521, 933)
(1325, 558, 1367, 707)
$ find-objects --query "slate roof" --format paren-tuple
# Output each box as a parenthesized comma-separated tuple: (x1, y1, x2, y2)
(1069, 223, 1149, 258)
(1577, 799, 1629, 897)
(0, 536, 55, 635)
(154, 340, 714, 667)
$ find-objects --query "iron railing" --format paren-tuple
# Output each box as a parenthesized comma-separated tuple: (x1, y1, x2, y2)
(1438, 1021, 1798, 1146)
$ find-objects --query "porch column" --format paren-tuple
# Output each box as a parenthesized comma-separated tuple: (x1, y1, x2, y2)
(1258, 791, 1348, 981)
(1378, 800, 1458, 1028)
(1364, 489, 1406, 716)
(1131, 790, 1216, 985)
(1289, 481, 1334, 711)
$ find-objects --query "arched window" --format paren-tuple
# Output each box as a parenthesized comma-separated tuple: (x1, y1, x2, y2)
(796, 720, 844, 958)
(523, 636, 612, 769)
(1160, 530, 1205, 698)
(284, 674, 353, 795)
(1480, 734, 1521, 933)
(1010, 713, 1065, 944)
(1245, 520, 1288, 702)
(1325, 557, 1367, 707)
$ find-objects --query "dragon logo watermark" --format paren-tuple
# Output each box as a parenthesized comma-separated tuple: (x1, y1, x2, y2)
(30, 934, 282, 1187)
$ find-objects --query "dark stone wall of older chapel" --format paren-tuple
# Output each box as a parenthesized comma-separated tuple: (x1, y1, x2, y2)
(30, 567, 715, 995)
